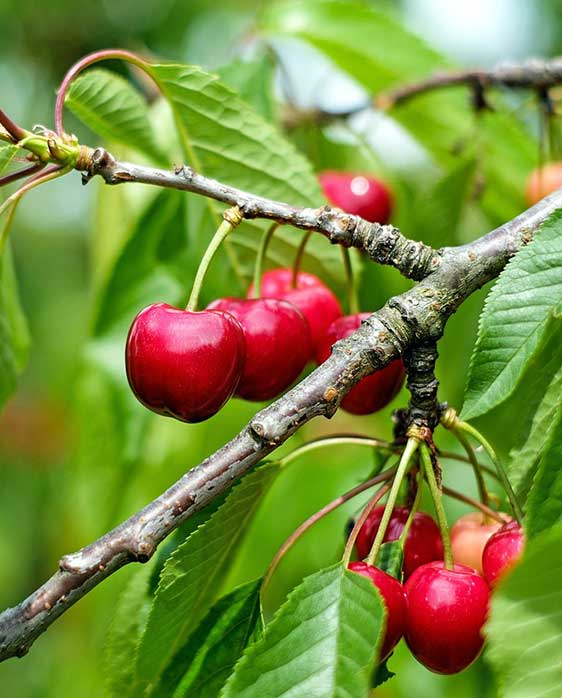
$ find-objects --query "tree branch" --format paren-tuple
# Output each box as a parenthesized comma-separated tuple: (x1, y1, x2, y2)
(1, 148, 561, 661)
(280, 57, 562, 127)
(81, 147, 438, 281)
(377, 57, 562, 109)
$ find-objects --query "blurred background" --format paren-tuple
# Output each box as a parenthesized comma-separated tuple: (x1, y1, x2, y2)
(0, 0, 560, 695)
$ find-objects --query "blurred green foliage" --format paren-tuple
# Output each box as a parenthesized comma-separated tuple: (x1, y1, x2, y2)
(1, 0, 561, 696)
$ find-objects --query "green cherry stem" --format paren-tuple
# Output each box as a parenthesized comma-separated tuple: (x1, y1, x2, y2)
(451, 427, 491, 509)
(186, 207, 243, 311)
(341, 246, 359, 315)
(263, 474, 394, 595)
(252, 222, 280, 299)
(291, 230, 313, 288)
(279, 434, 397, 468)
(455, 420, 523, 524)
(420, 443, 454, 569)
(365, 437, 419, 566)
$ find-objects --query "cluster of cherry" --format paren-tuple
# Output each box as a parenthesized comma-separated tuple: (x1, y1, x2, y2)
(349, 505, 524, 673)
(125, 171, 404, 422)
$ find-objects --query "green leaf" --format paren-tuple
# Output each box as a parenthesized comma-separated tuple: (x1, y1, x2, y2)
(146, 61, 344, 289)
(221, 563, 384, 698)
(525, 405, 562, 539)
(376, 541, 403, 580)
(0, 144, 20, 175)
(153, 580, 263, 698)
(0, 244, 29, 410)
(486, 521, 562, 698)
(218, 57, 275, 122)
(65, 68, 164, 162)
(405, 158, 476, 248)
(104, 565, 153, 698)
(136, 463, 280, 694)
(462, 209, 562, 419)
(260, 0, 534, 224)
(508, 363, 562, 502)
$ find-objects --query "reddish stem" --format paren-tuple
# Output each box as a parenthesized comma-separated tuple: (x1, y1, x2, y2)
(0, 163, 44, 189)
(263, 469, 396, 592)
(54, 49, 150, 136)
(0, 109, 26, 142)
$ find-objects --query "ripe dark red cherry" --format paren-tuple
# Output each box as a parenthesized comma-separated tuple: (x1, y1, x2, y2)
(451, 512, 509, 574)
(525, 162, 562, 205)
(482, 520, 524, 588)
(319, 171, 393, 224)
(207, 297, 311, 401)
(348, 561, 407, 660)
(126, 303, 246, 422)
(405, 561, 490, 674)
(248, 268, 342, 354)
(315, 314, 405, 414)
(355, 506, 443, 579)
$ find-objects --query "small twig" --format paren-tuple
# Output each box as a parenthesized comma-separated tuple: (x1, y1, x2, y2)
(0, 109, 27, 142)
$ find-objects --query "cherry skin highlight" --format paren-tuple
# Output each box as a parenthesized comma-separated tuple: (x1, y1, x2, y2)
(126, 303, 246, 423)
(355, 505, 443, 579)
(348, 561, 407, 660)
(248, 268, 342, 354)
(315, 313, 405, 414)
(482, 520, 525, 588)
(207, 297, 311, 401)
(451, 512, 509, 574)
(525, 162, 562, 205)
(319, 171, 393, 224)
(404, 561, 490, 674)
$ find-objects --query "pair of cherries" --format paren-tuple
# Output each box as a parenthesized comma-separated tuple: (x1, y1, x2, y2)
(348, 504, 524, 674)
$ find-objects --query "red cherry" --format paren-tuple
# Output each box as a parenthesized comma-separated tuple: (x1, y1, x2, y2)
(405, 561, 490, 674)
(319, 171, 393, 224)
(348, 561, 407, 660)
(315, 314, 405, 414)
(126, 303, 245, 423)
(525, 162, 562, 205)
(451, 512, 509, 574)
(207, 297, 311, 401)
(248, 268, 342, 354)
(355, 506, 443, 579)
(482, 520, 524, 588)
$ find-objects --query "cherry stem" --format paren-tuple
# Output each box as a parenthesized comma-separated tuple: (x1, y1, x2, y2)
(341, 246, 359, 315)
(291, 230, 313, 288)
(263, 471, 395, 594)
(0, 109, 27, 142)
(186, 207, 243, 311)
(252, 222, 279, 299)
(441, 485, 508, 524)
(420, 443, 454, 569)
(455, 420, 523, 524)
(342, 483, 391, 567)
(365, 437, 419, 566)
(451, 427, 491, 509)
(280, 434, 396, 468)
(0, 163, 45, 189)
(54, 49, 150, 137)
(398, 467, 423, 549)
